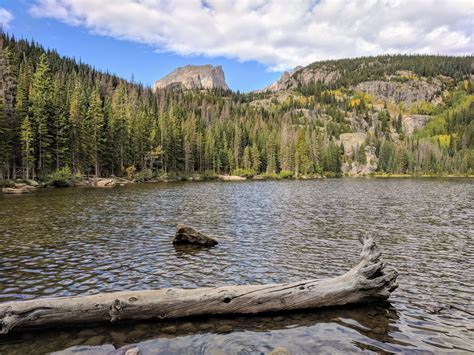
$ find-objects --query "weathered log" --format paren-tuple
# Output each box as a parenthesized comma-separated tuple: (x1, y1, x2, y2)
(0, 236, 397, 334)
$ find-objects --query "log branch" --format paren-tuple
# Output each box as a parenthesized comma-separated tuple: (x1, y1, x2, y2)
(0, 236, 398, 334)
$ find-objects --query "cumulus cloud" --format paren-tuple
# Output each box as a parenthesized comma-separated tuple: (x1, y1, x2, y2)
(0, 8, 13, 29)
(29, 0, 474, 71)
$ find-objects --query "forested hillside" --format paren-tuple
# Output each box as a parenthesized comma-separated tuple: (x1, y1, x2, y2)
(0, 32, 473, 182)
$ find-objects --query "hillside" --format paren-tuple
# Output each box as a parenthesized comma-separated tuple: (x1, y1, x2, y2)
(0, 32, 473, 182)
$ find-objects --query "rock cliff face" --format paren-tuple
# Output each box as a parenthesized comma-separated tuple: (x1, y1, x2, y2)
(355, 76, 444, 104)
(338, 133, 367, 156)
(154, 65, 229, 91)
(263, 66, 340, 92)
(401, 114, 431, 135)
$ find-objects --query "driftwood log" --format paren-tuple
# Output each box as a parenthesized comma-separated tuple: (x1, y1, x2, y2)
(0, 236, 397, 334)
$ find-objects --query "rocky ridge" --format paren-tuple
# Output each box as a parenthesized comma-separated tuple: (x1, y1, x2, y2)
(154, 65, 229, 91)
(262, 66, 340, 93)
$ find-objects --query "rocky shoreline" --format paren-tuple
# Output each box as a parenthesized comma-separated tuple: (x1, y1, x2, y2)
(2, 173, 472, 194)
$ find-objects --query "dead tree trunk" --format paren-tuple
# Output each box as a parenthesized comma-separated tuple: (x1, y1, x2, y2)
(0, 236, 398, 334)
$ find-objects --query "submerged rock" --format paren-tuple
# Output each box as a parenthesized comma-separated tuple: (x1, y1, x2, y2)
(173, 224, 218, 247)
(270, 347, 291, 355)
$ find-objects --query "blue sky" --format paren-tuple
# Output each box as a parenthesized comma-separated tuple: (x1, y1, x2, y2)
(1, 0, 282, 92)
(1, 1, 472, 92)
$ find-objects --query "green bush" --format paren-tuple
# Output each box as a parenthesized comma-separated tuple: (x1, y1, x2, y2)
(278, 170, 294, 179)
(231, 168, 256, 178)
(159, 171, 178, 181)
(48, 167, 73, 187)
(260, 173, 280, 180)
(0, 179, 15, 188)
(134, 169, 153, 182)
(202, 170, 218, 180)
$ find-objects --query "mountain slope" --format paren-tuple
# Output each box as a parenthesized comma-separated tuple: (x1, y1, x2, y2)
(0, 33, 472, 182)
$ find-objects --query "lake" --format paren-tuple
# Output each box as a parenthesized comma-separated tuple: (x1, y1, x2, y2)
(0, 179, 473, 353)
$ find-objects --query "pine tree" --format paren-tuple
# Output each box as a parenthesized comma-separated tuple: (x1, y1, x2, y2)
(86, 85, 104, 176)
(295, 129, 311, 177)
(30, 53, 53, 173)
(20, 116, 35, 179)
(251, 143, 261, 173)
(242, 145, 251, 171)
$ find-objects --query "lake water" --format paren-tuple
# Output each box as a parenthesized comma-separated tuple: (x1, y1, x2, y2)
(0, 179, 473, 354)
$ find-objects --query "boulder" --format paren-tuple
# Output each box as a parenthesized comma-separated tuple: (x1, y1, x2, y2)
(173, 224, 218, 246)
(219, 175, 246, 181)
(2, 184, 37, 194)
(94, 178, 117, 188)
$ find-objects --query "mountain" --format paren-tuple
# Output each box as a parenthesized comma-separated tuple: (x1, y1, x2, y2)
(262, 65, 339, 92)
(154, 64, 229, 91)
(0, 32, 472, 182)
(262, 55, 472, 99)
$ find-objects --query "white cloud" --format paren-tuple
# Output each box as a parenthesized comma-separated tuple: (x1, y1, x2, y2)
(0, 8, 13, 29)
(29, 0, 474, 71)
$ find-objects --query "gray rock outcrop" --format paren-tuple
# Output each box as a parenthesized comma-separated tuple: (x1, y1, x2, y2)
(339, 133, 367, 156)
(342, 145, 378, 176)
(263, 66, 340, 92)
(401, 114, 431, 135)
(154, 65, 229, 91)
(355, 77, 443, 104)
(173, 224, 218, 246)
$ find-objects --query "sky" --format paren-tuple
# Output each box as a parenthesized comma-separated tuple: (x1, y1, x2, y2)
(1, 0, 473, 92)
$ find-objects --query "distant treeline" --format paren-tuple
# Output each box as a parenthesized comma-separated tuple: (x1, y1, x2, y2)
(0, 32, 473, 181)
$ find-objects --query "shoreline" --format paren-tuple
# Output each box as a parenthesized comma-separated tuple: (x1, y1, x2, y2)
(2, 173, 473, 193)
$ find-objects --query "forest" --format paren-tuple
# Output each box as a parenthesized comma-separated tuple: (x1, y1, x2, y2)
(0, 32, 473, 182)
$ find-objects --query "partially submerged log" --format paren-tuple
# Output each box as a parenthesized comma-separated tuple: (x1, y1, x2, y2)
(0, 236, 397, 334)
(173, 224, 218, 246)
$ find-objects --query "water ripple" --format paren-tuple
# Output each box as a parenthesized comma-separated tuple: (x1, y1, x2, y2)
(0, 178, 473, 353)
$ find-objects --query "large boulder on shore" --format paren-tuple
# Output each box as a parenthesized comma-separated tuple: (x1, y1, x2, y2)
(173, 225, 218, 246)
(2, 183, 37, 194)
(94, 178, 117, 188)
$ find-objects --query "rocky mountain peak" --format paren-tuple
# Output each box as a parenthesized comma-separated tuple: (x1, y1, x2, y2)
(261, 65, 340, 93)
(154, 64, 229, 91)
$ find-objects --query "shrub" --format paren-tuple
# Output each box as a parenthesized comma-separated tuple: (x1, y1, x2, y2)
(278, 170, 294, 179)
(0, 179, 15, 188)
(48, 167, 73, 187)
(134, 169, 153, 182)
(159, 171, 178, 181)
(231, 168, 256, 178)
(202, 170, 218, 180)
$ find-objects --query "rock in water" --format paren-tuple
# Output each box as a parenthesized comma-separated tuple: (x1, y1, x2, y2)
(154, 64, 229, 91)
(173, 224, 218, 246)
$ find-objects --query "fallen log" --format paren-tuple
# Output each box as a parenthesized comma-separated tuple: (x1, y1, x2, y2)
(0, 236, 398, 334)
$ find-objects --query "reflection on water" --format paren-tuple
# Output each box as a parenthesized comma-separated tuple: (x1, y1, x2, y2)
(0, 179, 473, 353)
